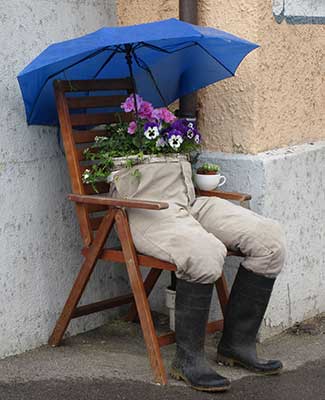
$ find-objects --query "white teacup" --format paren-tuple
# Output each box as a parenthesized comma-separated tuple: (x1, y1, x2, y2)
(194, 172, 227, 191)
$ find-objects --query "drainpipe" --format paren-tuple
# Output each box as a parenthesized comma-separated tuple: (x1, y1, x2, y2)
(179, 0, 198, 119)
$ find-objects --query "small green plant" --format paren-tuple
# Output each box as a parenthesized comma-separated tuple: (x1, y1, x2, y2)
(196, 162, 220, 175)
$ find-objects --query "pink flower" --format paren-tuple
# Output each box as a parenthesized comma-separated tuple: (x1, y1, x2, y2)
(138, 101, 154, 120)
(127, 121, 137, 135)
(121, 94, 144, 113)
(152, 108, 176, 123)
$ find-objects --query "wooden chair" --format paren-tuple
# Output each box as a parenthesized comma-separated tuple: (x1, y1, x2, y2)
(49, 78, 252, 385)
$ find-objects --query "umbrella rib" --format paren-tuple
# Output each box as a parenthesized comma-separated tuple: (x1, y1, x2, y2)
(28, 46, 119, 122)
(195, 42, 235, 77)
(138, 41, 235, 76)
(136, 41, 198, 54)
(132, 52, 168, 108)
(92, 48, 119, 79)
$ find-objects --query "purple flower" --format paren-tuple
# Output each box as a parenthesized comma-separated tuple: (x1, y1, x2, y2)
(127, 121, 137, 135)
(121, 94, 144, 113)
(171, 119, 187, 135)
(144, 122, 160, 140)
(152, 108, 176, 123)
(138, 101, 154, 120)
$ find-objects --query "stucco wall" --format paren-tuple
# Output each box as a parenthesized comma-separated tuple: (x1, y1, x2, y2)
(117, 0, 325, 153)
(0, 0, 118, 359)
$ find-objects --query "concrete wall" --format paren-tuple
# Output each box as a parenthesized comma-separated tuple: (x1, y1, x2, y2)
(0, 0, 119, 359)
(198, 142, 325, 338)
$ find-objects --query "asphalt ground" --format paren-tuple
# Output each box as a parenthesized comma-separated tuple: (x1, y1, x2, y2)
(0, 359, 324, 400)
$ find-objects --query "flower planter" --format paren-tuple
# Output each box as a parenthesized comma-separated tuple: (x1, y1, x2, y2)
(106, 153, 189, 182)
(193, 172, 226, 191)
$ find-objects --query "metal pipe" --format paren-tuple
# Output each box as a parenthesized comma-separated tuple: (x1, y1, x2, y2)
(179, 0, 198, 119)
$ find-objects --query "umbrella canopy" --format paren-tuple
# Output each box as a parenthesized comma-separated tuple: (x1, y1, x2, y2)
(18, 18, 258, 126)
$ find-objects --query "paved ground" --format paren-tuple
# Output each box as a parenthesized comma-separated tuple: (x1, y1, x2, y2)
(0, 314, 325, 399)
(1, 359, 325, 400)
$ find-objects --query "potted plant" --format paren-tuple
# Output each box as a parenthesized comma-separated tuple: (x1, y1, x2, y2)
(82, 94, 202, 191)
(194, 162, 226, 191)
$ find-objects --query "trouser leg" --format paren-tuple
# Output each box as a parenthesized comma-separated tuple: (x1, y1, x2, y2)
(191, 196, 286, 277)
(129, 207, 227, 284)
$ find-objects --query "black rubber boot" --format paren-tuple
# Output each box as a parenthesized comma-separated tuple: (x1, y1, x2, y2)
(170, 279, 230, 392)
(217, 265, 283, 374)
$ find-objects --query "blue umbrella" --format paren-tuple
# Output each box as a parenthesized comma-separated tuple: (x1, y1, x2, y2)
(17, 18, 258, 126)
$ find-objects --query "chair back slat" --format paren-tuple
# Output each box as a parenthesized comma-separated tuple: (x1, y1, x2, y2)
(54, 78, 133, 246)
(57, 78, 133, 92)
(67, 95, 127, 109)
(70, 111, 132, 127)
(73, 129, 108, 144)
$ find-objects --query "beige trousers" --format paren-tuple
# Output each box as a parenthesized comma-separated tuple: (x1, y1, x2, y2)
(113, 160, 286, 284)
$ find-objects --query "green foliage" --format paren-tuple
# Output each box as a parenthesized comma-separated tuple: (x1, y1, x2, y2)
(198, 162, 220, 173)
(82, 119, 200, 188)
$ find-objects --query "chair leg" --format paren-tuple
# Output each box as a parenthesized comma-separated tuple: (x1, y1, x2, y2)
(216, 272, 229, 318)
(115, 209, 167, 385)
(125, 268, 162, 322)
(48, 210, 116, 347)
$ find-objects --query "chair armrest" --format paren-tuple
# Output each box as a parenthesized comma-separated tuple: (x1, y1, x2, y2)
(196, 189, 252, 202)
(68, 194, 169, 210)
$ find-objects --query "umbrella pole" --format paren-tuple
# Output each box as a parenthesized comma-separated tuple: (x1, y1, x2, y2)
(125, 45, 139, 118)
(179, 0, 198, 119)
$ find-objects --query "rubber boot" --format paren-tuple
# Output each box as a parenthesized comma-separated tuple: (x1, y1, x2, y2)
(170, 279, 230, 392)
(217, 265, 283, 374)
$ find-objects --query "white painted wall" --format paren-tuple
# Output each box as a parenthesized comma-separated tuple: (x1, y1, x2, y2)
(199, 142, 325, 339)
(0, 0, 121, 359)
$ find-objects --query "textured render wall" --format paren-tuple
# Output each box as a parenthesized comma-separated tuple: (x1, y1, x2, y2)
(117, 0, 177, 25)
(0, 0, 119, 359)
(199, 142, 325, 338)
(117, 0, 325, 153)
(199, 0, 325, 153)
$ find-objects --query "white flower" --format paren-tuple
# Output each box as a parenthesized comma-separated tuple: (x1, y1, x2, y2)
(168, 134, 183, 150)
(82, 169, 90, 181)
(144, 125, 160, 140)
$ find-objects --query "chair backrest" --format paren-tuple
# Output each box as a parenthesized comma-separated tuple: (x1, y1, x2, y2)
(54, 78, 133, 246)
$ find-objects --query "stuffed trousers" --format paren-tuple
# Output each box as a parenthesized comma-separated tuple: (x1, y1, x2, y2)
(112, 160, 286, 284)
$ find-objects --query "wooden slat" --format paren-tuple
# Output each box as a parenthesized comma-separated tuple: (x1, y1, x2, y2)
(67, 95, 127, 109)
(72, 293, 134, 318)
(90, 216, 103, 231)
(86, 204, 108, 213)
(197, 189, 252, 202)
(83, 182, 110, 195)
(216, 274, 229, 317)
(70, 112, 132, 127)
(48, 210, 117, 346)
(115, 209, 167, 384)
(158, 320, 224, 347)
(69, 193, 169, 210)
(73, 129, 108, 144)
(82, 247, 177, 271)
(55, 78, 133, 92)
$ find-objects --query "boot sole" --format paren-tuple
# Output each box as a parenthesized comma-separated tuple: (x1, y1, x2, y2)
(216, 353, 283, 376)
(170, 367, 231, 392)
